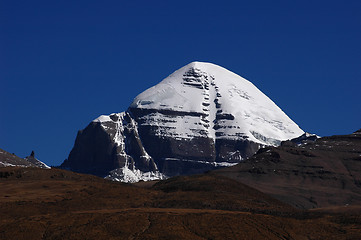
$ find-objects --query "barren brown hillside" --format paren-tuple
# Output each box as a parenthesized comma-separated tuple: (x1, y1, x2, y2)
(1, 167, 361, 239)
(215, 130, 361, 209)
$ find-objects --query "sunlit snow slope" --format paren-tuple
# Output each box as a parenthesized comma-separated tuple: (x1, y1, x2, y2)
(130, 62, 303, 145)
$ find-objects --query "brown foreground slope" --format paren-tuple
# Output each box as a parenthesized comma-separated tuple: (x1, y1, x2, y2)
(215, 130, 361, 209)
(1, 167, 361, 239)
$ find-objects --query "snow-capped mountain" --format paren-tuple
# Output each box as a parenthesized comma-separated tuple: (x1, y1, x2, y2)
(61, 62, 304, 182)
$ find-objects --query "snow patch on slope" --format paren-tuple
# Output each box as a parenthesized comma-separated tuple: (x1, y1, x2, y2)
(0, 162, 19, 167)
(93, 115, 113, 123)
(105, 166, 167, 183)
(25, 156, 51, 169)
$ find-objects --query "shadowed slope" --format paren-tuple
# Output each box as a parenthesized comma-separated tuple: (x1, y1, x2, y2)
(215, 130, 361, 209)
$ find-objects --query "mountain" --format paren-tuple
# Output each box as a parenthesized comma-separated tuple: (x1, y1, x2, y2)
(61, 62, 304, 182)
(215, 129, 361, 209)
(0, 149, 50, 169)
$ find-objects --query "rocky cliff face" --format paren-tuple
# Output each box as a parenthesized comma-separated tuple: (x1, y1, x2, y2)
(62, 112, 163, 182)
(61, 62, 304, 182)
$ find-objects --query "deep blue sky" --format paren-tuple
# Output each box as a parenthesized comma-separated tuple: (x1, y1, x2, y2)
(1, 0, 360, 166)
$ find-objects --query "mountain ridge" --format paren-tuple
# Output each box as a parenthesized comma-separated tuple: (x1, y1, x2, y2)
(215, 128, 361, 209)
(0, 149, 50, 169)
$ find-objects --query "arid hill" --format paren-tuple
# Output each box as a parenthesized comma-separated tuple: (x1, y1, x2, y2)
(1, 167, 361, 239)
(215, 129, 361, 209)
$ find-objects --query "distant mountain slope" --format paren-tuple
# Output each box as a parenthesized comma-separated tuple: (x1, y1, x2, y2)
(215, 129, 361, 209)
(0, 148, 49, 169)
(61, 62, 303, 182)
(24, 151, 50, 169)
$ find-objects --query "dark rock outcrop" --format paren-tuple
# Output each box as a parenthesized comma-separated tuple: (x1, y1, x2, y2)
(61, 122, 118, 176)
(61, 107, 266, 180)
(61, 112, 158, 177)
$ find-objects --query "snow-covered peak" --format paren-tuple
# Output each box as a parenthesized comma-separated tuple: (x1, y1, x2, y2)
(130, 61, 304, 145)
(65, 62, 307, 183)
(130, 61, 246, 112)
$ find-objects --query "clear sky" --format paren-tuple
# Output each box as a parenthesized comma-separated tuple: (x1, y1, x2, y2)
(1, 0, 360, 166)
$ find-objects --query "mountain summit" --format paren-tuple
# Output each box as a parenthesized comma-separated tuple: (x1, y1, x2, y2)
(61, 62, 304, 182)
(130, 62, 303, 145)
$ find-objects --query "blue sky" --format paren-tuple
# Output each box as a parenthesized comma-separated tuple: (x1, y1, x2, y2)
(1, 0, 360, 166)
